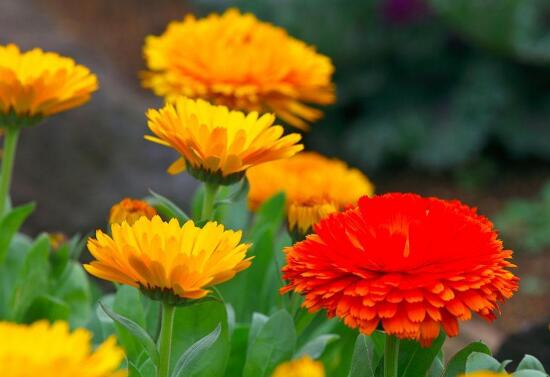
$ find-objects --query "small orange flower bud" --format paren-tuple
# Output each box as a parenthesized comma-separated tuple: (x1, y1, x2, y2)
(109, 198, 157, 226)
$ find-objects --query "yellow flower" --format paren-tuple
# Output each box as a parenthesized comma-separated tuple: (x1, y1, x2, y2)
(247, 152, 374, 235)
(145, 97, 303, 185)
(109, 198, 157, 226)
(85, 216, 252, 303)
(0, 320, 126, 377)
(0, 44, 98, 127)
(459, 372, 510, 377)
(142, 8, 334, 131)
(271, 356, 325, 377)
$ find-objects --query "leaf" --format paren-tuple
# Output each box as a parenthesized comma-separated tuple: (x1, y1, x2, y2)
(443, 341, 492, 377)
(23, 294, 70, 322)
(250, 192, 286, 235)
(99, 300, 159, 365)
(465, 352, 502, 372)
(295, 334, 340, 359)
(399, 332, 446, 377)
(52, 262, 92, 327)
(224, 324, 250, 377)
(214, 179, 249, 208)
(172, 323, 222, 377)
(148, 190, 190, 224)
(243, 309, 297, 377)
(428, 357, 445, 377)
(0, 202, 35, 262)
(113, 286, 149, 362)
(348, 334, 381, 377)
(170, 301, 230, 377)
(516, 355, 546, 372)
(512, 372, 548, 377)
(9, 234, 50, 321)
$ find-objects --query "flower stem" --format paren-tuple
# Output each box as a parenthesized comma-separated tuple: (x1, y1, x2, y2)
(0, 127, 20, 217)
(201, 182, 219, 221)
(384, 335, 400, 377)
(157, 302, 176, 377)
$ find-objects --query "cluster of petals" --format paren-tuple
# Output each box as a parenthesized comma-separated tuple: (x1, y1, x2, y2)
(85, 216, 252, 300)
(145, 97, 302, 183)
(0, 321, 125, 377)
(0, 44, 98, 119)
(142, 9, 334, 130)
(282, 193, 519, 346)
(109, 198, 157, 226)
(247, 152, 374, 234)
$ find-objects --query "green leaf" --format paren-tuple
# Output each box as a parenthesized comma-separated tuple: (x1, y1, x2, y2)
(0, 233, 31, 318)
(23, 294, 70, 322)
(215, 179, 249, 208)
(113, 286, 149, 361)
(9, 233, 50, 321)
(52, 262, 92, 327)
(147, 190, 190, 224)
(513, 372, 548, 377)
(428, 357, 445, 377)
(224, 324, 250, 377)
(0, 202, 35, 262)
(172, 323, 222, 377)
(399, 332, 446, 377)
(465, 352, 502, 372)
(347, 334, 381, 377)
(171, 301, 230, 377)
(251, 192, 286, 235)
(243, 309, 297, 377)
(99, 300, 159, 365)
(443, 342, 492, 377)
(516, 355, 546, 372)
(128, 362, 145, 377)
(295, 334, 340, 359)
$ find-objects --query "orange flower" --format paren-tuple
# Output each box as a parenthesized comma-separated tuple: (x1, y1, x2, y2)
(282, 193, 519, 346)
(142, 9, 334, 131)
(109, 198, 157, 226)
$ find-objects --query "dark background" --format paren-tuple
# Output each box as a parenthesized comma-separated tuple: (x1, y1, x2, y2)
(1, 0, 549, 363)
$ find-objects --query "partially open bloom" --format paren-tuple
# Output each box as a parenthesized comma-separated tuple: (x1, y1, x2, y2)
(142, 9, 334, 131)
(0, 320, 125, 377)
(109, 198, 157, 226)
(145, 97, 303, 185)
(282, 193, 519, 346)
(459, 373, 510, 377)
(85, 216, 252, 303)
(271, 356, 325, 377)
(48, 232, 68, 251)
(247, 152, 374, 235)
(0, 44, 98, 127)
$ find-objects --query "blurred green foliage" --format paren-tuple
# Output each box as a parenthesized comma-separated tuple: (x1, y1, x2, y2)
(195, 0, 550, 172)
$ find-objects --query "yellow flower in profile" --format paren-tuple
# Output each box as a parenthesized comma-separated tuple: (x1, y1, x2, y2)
(0, 44, 98, 127)
(109, 198, 157, 226)
(247, 152, 374, 235)
(145, 97, 303, 185)
(142, 8, 334, 131)
(271, 356, 325, 377)
(459, 372, 510, 377)
(85, 216, 252, 303)
(0, 320, 126, 377)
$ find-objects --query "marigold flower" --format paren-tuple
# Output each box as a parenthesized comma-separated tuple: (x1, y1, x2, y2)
(109, 198, 157, 226)
(142, 9, 334, 131)
(0, 320, 125, 377)
(282, 193, 519, 346)
(271, 356, 325, 377)
(145, 97, 303, 185)
(0, 44, 98, 127)
(85, 216, 252, 303)
(247, 152, 374, 235)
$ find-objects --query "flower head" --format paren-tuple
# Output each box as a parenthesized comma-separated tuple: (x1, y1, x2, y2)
(282, 193, 519, 346)
(109, 198, 157, 226)
(459, 373, 510, 377)
(0, 44, 98, 127)
(142, 9, 334, 131)
(0, 320, 125, 377)
(85, 215, 252, 303)
(145, 97, 303, 185)
(247, 152, 374, 235)
(271, 356, 325, 377)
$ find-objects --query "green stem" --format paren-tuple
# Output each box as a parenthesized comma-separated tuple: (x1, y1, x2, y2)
(157, 302, 176, 377)
(201, 182, 219, 221)
(0, 127, 20, 217)
(384, 335, 400, 377)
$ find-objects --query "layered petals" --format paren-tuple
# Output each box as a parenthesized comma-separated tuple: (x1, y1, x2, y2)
(109, 198, 157, 226)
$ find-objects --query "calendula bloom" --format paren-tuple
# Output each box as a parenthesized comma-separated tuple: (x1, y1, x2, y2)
(145, 97, 303, 185)
(109, 198, 157, 226)
(142, 9, 334, 131)
(247, 152, 374, 235)
(0, 320, 125, 377)
(282, 193, 519, 346)
(271, 356, 325, 377)
(0, 44, 98, 127)
(459, 373, 510, 377)
(85, 216, 252, 303)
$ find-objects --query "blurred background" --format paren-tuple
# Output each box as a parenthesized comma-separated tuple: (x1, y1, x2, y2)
(1, 0, 549, 365)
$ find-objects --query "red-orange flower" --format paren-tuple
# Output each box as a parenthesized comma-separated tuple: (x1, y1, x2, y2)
(282, 193, 519, 346)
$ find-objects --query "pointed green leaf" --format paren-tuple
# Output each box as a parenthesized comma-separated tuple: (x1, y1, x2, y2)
(295, 334, 340, 359)
(516, 355, 546, 372)
(148, 190, 190, 223)
(348, 334, 381, 377)
(172, 323, 222, 377)
(513, 372, 548, 377)
(443, 341, 492, 377)
(465, 352, 502, 372)
(399, 332, 446, 377)
(0, 202, 35, 262)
